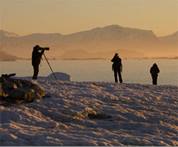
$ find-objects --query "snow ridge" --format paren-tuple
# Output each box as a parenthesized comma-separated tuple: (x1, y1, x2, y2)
(0, 80, 178, 145)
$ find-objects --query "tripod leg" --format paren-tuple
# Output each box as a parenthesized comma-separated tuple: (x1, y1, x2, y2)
(43, 53, 57, 80)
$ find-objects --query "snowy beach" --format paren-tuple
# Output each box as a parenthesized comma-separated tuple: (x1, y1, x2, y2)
(0, 79, 178, 146)
(1, 0, 178, 145)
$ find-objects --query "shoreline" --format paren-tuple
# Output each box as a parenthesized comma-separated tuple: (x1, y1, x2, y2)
(13, 76, 178, 87)
(1, 57, 178, 62)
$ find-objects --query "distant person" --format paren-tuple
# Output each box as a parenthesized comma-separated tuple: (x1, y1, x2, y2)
(111, 53, 123, 83)
(150, 63, 160, 85)
(32, 45, 49, 80)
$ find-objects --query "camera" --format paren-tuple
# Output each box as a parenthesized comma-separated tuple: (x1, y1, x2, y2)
(41, 47, 50, 51)
(34, 45, 50, 51)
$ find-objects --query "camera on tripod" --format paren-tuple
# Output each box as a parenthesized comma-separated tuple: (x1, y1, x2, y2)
(34, 45, 50, 51)
(40, 47, 50, 51)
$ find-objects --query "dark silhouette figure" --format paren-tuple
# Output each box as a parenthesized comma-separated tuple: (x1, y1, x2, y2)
(111, 53, 123, 83)
(150, 63, 160, 85)
(32, 45, 45, 80)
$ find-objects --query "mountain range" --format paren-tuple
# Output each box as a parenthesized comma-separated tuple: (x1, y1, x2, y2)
(0, 25, 177, 60)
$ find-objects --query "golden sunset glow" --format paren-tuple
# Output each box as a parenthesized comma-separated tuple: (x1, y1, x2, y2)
(0, 0, 177, 36)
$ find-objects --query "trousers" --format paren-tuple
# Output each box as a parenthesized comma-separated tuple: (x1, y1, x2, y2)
(32, 64, 39, 80)
(114, 69, 123, 83)
(151, 74, 158, 85)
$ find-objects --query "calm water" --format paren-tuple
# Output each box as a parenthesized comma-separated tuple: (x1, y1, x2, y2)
(0, 59, 178, 85)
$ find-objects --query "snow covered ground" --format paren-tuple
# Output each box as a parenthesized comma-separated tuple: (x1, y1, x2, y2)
(0, 78, 178, 145)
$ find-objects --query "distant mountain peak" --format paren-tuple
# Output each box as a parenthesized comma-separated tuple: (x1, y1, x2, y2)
(22, 32, 62, 38)
(0, 25, 177, 60)
(102, 24, 122, 29)
(171, 31, 178, 37)
(159, 30, 178, 41)
(101, 25, 153, 32)
(29, 32, 62, 36)
(0, 30, 19, 37)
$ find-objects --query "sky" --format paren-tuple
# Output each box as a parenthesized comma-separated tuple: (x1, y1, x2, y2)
(0, 0, 177, 36)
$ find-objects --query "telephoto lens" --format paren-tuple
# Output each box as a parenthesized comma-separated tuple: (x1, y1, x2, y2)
(44, 47, 50, 51)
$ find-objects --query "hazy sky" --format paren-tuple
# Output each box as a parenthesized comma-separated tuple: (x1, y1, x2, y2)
(0, 0, 177, 36)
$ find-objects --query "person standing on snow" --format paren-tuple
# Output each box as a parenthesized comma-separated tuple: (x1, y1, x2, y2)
(32, 45, 49, 80)
(150, 63, 160, 85)
(111, 53, 123, 83)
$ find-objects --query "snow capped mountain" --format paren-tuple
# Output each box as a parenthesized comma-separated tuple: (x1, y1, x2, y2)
(64, 25, 157, 42)
(0, 25, 177, 60)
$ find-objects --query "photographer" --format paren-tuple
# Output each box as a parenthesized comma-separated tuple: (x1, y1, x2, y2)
(32, 45, 49, 80)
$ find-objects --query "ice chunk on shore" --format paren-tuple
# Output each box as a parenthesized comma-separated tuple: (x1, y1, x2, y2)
(47, 72, 70, 81)
(13, 72, 71, 81)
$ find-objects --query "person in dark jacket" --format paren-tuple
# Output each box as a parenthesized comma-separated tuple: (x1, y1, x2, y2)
(32, 45, 45, 80)
(111, 53, 123, 83)
(150, 63, 160, 85)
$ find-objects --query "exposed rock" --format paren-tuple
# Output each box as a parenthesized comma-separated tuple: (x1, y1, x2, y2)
(0, 74, 45, 104)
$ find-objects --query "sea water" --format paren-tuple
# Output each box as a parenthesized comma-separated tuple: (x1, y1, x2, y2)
(0, 59, 178, 85)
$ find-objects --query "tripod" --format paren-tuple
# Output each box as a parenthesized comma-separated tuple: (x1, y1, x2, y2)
(43, 53, 57, 80)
